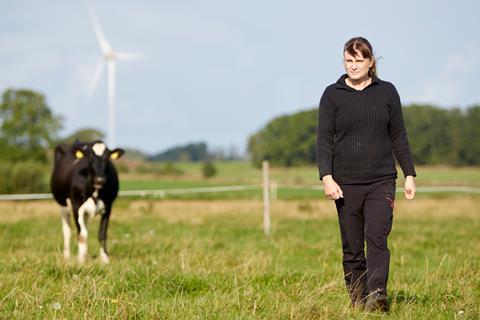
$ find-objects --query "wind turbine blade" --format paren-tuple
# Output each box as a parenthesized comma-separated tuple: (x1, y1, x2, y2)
(107, 60, 116, 147)
(86, 0, 111, 54)
(85, 59, 105, 104)
(116, 52, 147, 61)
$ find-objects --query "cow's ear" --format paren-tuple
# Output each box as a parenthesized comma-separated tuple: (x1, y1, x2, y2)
(109, 148, 124, 160)
(75, 149, 85, 159)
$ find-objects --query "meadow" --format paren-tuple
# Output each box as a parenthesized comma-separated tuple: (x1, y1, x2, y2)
(0, 164, 479, 319)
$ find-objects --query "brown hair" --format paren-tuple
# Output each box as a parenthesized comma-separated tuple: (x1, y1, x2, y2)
(344, 37, 377, 77)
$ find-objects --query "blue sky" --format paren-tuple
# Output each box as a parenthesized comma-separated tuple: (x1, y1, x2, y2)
(1, 0, 479, 154)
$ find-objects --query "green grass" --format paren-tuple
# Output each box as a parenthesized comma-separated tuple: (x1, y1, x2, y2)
(0, 199, 479, 319)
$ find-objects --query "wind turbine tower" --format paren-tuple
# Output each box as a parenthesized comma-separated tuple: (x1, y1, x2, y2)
(86, 0, 144, 147)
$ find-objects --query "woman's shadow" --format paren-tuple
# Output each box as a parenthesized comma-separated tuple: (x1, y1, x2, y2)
(390, 289, 429, 307)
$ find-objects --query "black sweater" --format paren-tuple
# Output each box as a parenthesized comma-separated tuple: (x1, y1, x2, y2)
(317, 74, 416, 184)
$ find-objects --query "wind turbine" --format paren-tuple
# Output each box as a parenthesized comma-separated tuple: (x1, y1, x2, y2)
(85, 0, 144, 147)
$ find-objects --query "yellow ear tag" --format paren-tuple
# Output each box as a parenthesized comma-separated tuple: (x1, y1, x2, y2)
(110, 152, 119, 160)
(75, 150, 84, 159)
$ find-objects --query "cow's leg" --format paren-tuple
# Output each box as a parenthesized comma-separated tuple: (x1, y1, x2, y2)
(60, 205, 72, 260)
(98, 201, 111, 264)
(76, 197, 96, 264)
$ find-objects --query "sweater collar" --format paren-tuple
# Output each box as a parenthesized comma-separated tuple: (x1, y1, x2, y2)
(335, 74, 380, 91)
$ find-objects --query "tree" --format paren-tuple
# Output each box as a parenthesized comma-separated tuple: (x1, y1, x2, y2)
(61, 128, 105, 144)
(202, 161, 217, 178)
(462, 105, 480, 165)
(402, 105, 452, 165)
(248, 104, 480, 167)
(402, 105, 470, 165)
(0, 88, 62, 162)
(148, 142, 208, 162)
(248, 109, 317, 167)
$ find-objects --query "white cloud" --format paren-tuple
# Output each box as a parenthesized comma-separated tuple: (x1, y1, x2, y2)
(1, 1, 480, 153)
(412, 45, 480, 107)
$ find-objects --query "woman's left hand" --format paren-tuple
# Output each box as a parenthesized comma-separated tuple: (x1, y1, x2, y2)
(404, 176, 416, 200)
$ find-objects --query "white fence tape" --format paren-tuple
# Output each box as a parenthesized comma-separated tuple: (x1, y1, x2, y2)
(0, 185, 479, 201)
(0, 185, 260, 201)
(0, 193, 53, 201)
(119, 185, 259, 198)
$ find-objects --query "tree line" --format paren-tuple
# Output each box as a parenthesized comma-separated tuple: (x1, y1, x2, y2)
(148, 142, 208, 162)
(147, 142, 243, 162)
(1, 87, 479, 193)
(248, 104, 480, 167)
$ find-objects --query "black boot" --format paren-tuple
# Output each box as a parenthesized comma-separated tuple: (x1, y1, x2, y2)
(348, 282, 367, 308)
(364, 290, 389, 312)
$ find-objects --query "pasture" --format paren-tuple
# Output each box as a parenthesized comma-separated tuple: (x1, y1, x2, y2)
(0, 195, 479, 319)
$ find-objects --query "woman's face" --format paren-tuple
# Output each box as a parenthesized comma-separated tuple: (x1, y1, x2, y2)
(343, 50, 373, 81)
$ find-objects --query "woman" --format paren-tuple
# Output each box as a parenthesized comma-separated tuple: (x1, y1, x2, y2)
(316, 37, 416, 311)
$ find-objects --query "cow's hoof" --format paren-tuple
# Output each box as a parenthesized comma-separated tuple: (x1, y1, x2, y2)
(78, 255, 86, 265)
(100, 249, 110, 264)
(100, 255, 110, 264)
(63, 250, 71, 260)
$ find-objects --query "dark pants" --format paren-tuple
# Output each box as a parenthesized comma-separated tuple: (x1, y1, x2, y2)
(334, 179, 396, 303)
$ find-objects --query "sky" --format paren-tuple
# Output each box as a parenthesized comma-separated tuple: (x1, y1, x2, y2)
(1, 0, 479, 154)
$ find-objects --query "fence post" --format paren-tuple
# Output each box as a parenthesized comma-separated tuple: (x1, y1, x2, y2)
(262, 161, 271, 236)
(270, 181, 277, 201)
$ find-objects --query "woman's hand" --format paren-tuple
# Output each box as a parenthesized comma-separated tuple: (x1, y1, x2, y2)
(323, 175, 343, 200)
(404, 175, 416, 200)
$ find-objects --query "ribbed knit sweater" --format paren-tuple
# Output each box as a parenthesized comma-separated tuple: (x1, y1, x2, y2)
(317, 74, 416, 184)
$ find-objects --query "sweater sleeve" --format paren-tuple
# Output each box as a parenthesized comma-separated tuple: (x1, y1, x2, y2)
(388, 86, 417, 177)
(317, 90, 335, 180)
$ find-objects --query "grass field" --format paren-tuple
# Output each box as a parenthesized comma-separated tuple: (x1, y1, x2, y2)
(0, 197, 479, 319)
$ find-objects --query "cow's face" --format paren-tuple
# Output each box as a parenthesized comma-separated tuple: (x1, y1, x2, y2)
(74, 141, 124, 189)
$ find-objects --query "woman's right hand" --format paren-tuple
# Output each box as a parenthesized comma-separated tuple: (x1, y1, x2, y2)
(322, 175, 344, 200)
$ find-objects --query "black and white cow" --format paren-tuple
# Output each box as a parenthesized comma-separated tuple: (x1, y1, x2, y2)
(50, 140, 124, 263)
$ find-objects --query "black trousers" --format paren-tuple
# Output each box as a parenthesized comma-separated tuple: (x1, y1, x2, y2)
(334, 179, 396, 301)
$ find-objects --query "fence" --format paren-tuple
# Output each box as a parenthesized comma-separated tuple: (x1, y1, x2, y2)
(1, 161, 480, 236)
(1, 184, 480, 201)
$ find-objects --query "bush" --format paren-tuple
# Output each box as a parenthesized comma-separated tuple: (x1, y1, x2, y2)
(0, 162, 14, 194)
(202, 161, 217, 178)
(114, 162, 130, 174)
(247, 109, 317, 167)
(0, 161, 49, 194)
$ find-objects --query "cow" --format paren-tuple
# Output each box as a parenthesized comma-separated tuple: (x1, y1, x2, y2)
(50, 140, 124, 264)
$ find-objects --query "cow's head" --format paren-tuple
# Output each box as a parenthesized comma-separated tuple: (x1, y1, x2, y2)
(73, 141, 124, 189)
